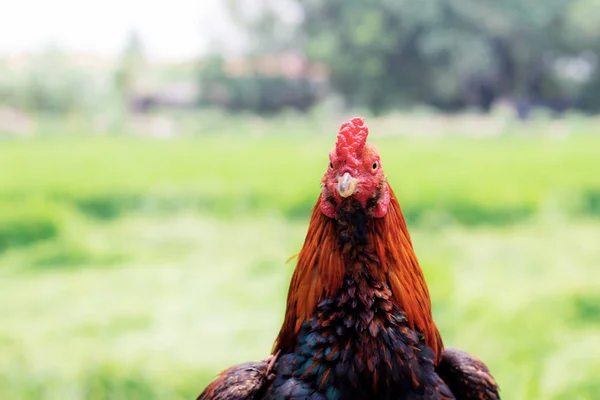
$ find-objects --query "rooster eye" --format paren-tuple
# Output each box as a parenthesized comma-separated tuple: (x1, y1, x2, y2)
(372, 162, 378, 170)
(329, 162, 333, 169)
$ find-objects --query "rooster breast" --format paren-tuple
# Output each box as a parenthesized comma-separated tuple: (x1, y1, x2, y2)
(265, 271, 453, 400)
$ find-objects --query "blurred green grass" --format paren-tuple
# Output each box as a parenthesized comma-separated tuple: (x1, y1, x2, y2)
(1, 128, 599, 229)
(1, 117, 599, 399)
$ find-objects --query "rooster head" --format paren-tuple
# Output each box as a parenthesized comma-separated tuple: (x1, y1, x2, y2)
(320, 117, 390, 219)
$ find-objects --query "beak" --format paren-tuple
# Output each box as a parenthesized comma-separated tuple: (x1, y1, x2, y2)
(337, 172, 359, 198)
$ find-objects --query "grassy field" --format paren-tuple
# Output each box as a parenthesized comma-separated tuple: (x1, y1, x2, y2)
(1, 115, 599, 399)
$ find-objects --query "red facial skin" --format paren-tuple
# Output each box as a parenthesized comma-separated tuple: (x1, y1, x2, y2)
(319, 117, 390, 219)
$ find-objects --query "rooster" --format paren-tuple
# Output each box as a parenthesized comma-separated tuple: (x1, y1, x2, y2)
(198, 118, 499, 400)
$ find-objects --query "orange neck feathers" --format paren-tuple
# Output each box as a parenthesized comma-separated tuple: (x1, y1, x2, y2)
(274, 186, 443, 364)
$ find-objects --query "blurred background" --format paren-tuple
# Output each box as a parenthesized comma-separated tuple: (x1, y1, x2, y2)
(1, 1, 599, 399)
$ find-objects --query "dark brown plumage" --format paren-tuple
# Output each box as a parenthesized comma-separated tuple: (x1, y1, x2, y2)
(436, 349, 500, 400)
(197, 355, 277, 400)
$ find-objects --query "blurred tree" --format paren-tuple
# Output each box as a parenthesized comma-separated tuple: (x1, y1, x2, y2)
(197, 53, 324, 113)
(225, 0, 302, 54)
(114, 30, 147, 112)
(0, 46, 100, 115)
(223, 0, 600, 114)
(199, 2, 323, 114)
(564, 0, 600, 111)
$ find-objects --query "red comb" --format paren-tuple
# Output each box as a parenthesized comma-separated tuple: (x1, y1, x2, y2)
(335, 117, 368, 162)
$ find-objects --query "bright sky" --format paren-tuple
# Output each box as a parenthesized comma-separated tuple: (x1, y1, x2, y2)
(0, 0, 244, 60)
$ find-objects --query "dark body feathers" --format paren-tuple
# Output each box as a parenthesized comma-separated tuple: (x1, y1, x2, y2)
(266, 284, 452, 399)
(202, 348, 500, 400)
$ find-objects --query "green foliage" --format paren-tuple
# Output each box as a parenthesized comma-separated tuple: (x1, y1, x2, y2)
(198, 55, 322, 113)
(0, 202, 62, 253)
(582, 189, 600, 215)
(0, 48, 110, 115)
(226, 0, 600, 113)
(114, 30, 148, 111)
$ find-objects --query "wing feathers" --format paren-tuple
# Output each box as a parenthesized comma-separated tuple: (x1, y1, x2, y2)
(197, 355, 277, 400)
(436, 348, 500, 400)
